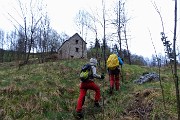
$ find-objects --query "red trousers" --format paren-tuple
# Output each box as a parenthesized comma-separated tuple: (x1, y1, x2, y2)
(76, 81, 101, 112)
(109, 74, 120, 90)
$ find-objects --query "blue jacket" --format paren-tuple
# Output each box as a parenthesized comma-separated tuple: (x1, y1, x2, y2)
(118, 57, 124, 65)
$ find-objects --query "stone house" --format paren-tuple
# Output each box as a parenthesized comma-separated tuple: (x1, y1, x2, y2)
(58, 33, 87, 59)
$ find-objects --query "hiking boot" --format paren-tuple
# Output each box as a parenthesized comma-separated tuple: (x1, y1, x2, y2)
(94, 102, 101, 108)
(109, 87, 113, 95)
(109, 90, 113, 95)
(75, 111, 83, 119)
(94, 102, 102, 112)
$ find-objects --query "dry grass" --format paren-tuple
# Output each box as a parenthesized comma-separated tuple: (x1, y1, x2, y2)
(0, 60, 179, 120)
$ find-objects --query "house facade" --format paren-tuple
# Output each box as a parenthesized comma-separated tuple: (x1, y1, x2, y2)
(58, 33, 87, 59)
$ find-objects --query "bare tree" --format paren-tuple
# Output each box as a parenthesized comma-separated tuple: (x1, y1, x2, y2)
(148, 28, 166, 109)
(25, 0, 45, 63)
(111, 0, 131, 63)
(153, 1, 180, 119)
(122, 6, 131, 64)
(172, 0, 180, 119)
(102, 0, 106, 71)
(75, 10, 90, 58)
(5, 0, 46, 64)
(0, 29, 5, 62)
(36, 13, 51, 63)
(117, 0, 123, 57)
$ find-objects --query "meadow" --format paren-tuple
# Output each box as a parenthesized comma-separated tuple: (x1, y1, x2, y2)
(0, 59, 179, 120)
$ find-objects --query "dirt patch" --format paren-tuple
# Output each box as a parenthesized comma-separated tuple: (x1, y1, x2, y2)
(122, 88, 160, 120)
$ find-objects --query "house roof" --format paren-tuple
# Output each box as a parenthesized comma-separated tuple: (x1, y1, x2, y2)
(58, 33, 87, 51)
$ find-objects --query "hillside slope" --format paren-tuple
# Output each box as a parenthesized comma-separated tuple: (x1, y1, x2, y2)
(0, 59, 179, 120)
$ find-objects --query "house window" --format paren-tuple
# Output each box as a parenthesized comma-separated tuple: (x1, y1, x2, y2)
(76, 40, 78, 44)
(76, 48, 79, 52)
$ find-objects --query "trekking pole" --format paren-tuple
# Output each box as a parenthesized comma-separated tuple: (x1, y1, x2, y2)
(120, 64, 124, 84)
(103, 73, 105, 113)
(101, 74, 105, 120)
(100, 65, 105, 120)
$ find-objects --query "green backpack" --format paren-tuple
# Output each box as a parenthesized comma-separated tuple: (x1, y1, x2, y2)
(79, 64, 93, 82)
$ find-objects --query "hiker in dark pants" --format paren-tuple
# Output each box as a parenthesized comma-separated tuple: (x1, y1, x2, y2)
(75, 58, 105, 119)
(107, 55, 123, 95)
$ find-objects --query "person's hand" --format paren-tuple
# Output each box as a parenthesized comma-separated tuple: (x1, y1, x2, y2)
(101, 73, 105, 79)
(121, 58, 124, 62)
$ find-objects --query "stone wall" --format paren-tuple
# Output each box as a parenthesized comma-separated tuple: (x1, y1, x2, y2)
(58, 33, 87, 59)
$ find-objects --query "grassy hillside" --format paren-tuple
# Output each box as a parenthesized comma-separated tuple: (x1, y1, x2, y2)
(0, 59, 179, 120)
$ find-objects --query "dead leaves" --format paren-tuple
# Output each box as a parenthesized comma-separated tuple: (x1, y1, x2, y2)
(123, 88, 160, 119)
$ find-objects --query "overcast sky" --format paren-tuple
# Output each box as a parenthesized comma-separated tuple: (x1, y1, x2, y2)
(0, 0, 179, 58)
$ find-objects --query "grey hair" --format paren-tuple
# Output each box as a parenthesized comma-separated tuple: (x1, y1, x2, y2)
(89, 58, 97, 66)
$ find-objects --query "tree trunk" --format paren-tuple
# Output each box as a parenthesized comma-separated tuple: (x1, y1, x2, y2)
(173, 0, 180, 119)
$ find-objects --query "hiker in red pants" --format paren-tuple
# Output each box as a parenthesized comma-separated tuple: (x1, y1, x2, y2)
(75, 58, 105, 119)
(107, 54, 124, 95)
